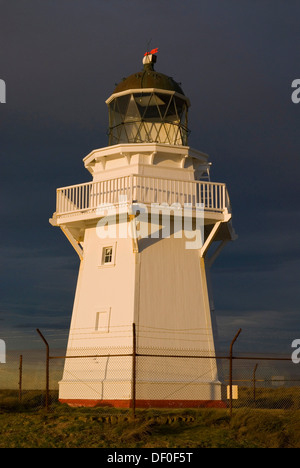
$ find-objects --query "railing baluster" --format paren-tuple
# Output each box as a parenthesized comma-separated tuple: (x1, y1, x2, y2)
(64, 188, 67, 214)
(68, 188, 70, 213)
(92, 181, 95, 208)
(74, 186, 77, 211)
(66, 188, 68, 213)
(61, 189, 64, 214)
(98, 180, 102, 206)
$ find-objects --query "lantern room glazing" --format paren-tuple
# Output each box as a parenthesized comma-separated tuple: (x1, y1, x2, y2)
(107, 90, 189, 146)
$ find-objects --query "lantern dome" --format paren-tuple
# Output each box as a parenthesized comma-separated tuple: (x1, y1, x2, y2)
(113, 54, 185, 95)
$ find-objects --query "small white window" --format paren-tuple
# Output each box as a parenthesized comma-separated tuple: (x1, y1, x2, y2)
(99, 242, 116, 267)
(103, 246, 113, 264)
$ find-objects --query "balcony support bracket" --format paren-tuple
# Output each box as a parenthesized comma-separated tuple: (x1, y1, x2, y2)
(199, 221, 222, 258)
(60, 226, 84, 261)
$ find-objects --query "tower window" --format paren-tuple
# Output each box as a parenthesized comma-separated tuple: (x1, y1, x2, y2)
(99, 242, 117, 267)
(103, 246, 113, 264)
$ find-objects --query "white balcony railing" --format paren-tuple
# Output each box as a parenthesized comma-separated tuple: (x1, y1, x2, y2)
(56, 174, 230, 217)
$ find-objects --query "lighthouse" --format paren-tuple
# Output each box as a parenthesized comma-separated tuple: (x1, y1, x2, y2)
(50, 51, 236, 408)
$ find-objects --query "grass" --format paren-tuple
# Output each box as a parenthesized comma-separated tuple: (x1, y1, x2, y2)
(0, 390, 299, 448)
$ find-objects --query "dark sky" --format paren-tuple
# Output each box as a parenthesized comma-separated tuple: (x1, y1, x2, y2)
(0, 0, 299, 356)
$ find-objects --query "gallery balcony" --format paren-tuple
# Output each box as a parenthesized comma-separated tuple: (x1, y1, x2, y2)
(52, 174, 231, 225)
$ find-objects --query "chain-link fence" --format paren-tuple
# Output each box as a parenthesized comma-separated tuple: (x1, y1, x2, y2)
(223, 356, 300, 410)
(0, 326, 299, 417)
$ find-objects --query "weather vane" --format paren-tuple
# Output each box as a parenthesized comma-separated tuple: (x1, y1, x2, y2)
(144, 47, 158, 56)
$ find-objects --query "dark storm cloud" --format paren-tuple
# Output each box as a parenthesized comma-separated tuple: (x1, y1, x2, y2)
(0, 0, 299, 353)
(216, 309, 299, 354)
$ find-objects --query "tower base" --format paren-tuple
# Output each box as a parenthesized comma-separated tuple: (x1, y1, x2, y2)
(58, 380, 227, 409)
(59, 398, 227, 409)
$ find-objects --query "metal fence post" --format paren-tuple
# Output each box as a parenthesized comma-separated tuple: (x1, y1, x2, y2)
(36, 329, 50, 412)
(253, 363, 258, 407)
(229, 328, 242, 417)
(18, 355, 23, 403)
(132, 323, 137, 418)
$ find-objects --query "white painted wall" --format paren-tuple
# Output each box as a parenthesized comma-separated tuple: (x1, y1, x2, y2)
(59, 219, 221, 403)
(58, 144, 227, 404)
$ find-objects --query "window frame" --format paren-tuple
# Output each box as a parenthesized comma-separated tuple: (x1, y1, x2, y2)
(99, 242, 117, 268)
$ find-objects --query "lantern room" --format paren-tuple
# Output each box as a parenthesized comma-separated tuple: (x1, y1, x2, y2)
(106, 52, 190, 146)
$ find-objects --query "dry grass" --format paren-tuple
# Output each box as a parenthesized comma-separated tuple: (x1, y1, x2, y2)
(0, 390, 299, 448)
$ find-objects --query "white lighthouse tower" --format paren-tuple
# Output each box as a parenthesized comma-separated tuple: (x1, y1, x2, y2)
(50, 51, 236, 408)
